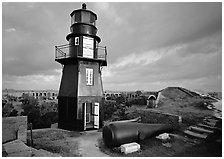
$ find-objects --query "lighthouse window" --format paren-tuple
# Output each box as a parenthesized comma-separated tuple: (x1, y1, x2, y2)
(75, 37, 79, 45)
(82, 12, 91, 24)
(71, 12, 81, 25)
(90, 14, 96, 26)
(86, 68, 94, 86)
(83, 36, 94, 58)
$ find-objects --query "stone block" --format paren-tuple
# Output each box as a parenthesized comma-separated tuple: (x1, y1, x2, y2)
(2, 116, 27, 143)
(120, 142, 140, 154)
(156, 133, 170, 140)
(3, 139, 32, 157)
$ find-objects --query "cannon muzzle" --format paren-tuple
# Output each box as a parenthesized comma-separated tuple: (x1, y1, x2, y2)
(102, 122, 173, 147)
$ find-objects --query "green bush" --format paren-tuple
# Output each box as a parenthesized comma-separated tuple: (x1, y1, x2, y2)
(101, 100, 129, 122)
(126, 96, 147, 106)
(2, 102, 14, 117)
(21, 94, 38, 115)
(9, 109, 18, 116)
(43, 112, 58, 124)
(101, 101, 117, 121)
(20, 94, 58, 129)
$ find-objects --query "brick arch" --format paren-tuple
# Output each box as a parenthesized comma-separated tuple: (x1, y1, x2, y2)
(148, 95, 156, 100)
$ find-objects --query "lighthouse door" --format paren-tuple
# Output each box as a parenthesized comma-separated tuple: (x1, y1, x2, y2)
(83, 103, 93, 130)
(83, 102, 99, 130)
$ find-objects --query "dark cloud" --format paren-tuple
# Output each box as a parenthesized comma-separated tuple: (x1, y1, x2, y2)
(177, 32, 222, 56)
(2, 2, 222, 91)
(2, 2, 71, 76)
(2, 29, 60, 76)
(103, 33, 221, 91)
(99, 2, 222, 63)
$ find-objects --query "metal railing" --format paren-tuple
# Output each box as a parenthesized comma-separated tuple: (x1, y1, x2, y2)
(55, 44, 107, 61)
(96, 45, 107, 61)
(55, 44, 70, 59)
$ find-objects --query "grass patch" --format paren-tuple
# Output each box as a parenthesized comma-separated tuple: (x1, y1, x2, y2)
(27, 129, 81, 156)
(156, 99, 213, 126)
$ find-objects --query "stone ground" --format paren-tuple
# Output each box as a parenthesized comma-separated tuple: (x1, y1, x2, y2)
(75, 130, 110, 157)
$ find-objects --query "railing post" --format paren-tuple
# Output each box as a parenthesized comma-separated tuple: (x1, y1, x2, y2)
(105, 46, 107, 61)
(29, 123, 33, 147)
(55, 46, 57, 59)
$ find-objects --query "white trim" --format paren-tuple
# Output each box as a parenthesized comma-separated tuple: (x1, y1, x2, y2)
(83, 103, 87, 130)
(148, 95, 156, 100)
(93, 102, 99, 129)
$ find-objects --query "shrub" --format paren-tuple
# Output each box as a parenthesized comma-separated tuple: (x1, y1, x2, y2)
(2, 103, 14, 117)
(126, 96, 147, 106)
(35, 115, 52, 129)
(39, 101, 58, 116)
(101, 101, 117, 121)
(115, 95, 126, 104)
(20, 94, 58, 129)
(21, 94, 38, 115)
(9, 109, 18, 116)
(43, 112, 58, 124)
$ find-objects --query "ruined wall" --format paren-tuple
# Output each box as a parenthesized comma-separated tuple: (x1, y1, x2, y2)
(127, 109, 181, 129)
(2, 116, 27, 143)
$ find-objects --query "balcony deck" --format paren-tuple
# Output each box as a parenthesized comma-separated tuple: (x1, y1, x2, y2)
(55, 44, 107, 66)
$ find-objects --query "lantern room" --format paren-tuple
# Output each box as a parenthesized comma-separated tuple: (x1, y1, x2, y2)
(55, 3, 106, 66)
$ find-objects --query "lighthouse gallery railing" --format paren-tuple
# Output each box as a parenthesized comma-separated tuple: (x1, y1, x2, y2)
(55, 44, 107, 61)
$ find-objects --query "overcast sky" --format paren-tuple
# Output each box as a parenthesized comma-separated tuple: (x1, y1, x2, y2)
(2, 2, 222, 92)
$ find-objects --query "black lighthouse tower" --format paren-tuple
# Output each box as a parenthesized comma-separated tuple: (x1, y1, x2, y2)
(55, 3, 107, 131)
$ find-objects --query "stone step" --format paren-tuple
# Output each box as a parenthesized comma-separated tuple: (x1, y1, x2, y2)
(204, 121, 217, 127)
(3, 139, 32, 157)
(212, 113, 222, 120)
(189, 126, 214, 134)
(184, 130, 208, 139)
(204, 116, 218, 120)
(197, 123, 217, 130)
(30, 147, 61, 157)
(203, 118, 219, 123)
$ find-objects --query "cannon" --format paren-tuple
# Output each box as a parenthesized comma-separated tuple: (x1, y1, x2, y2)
(102, 122, 173, 147)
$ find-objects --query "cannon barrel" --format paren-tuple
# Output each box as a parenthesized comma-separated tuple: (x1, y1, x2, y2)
(102, 122, 173, 147)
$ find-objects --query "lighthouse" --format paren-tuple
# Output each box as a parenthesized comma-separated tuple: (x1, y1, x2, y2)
(55, 3, 107, 131)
